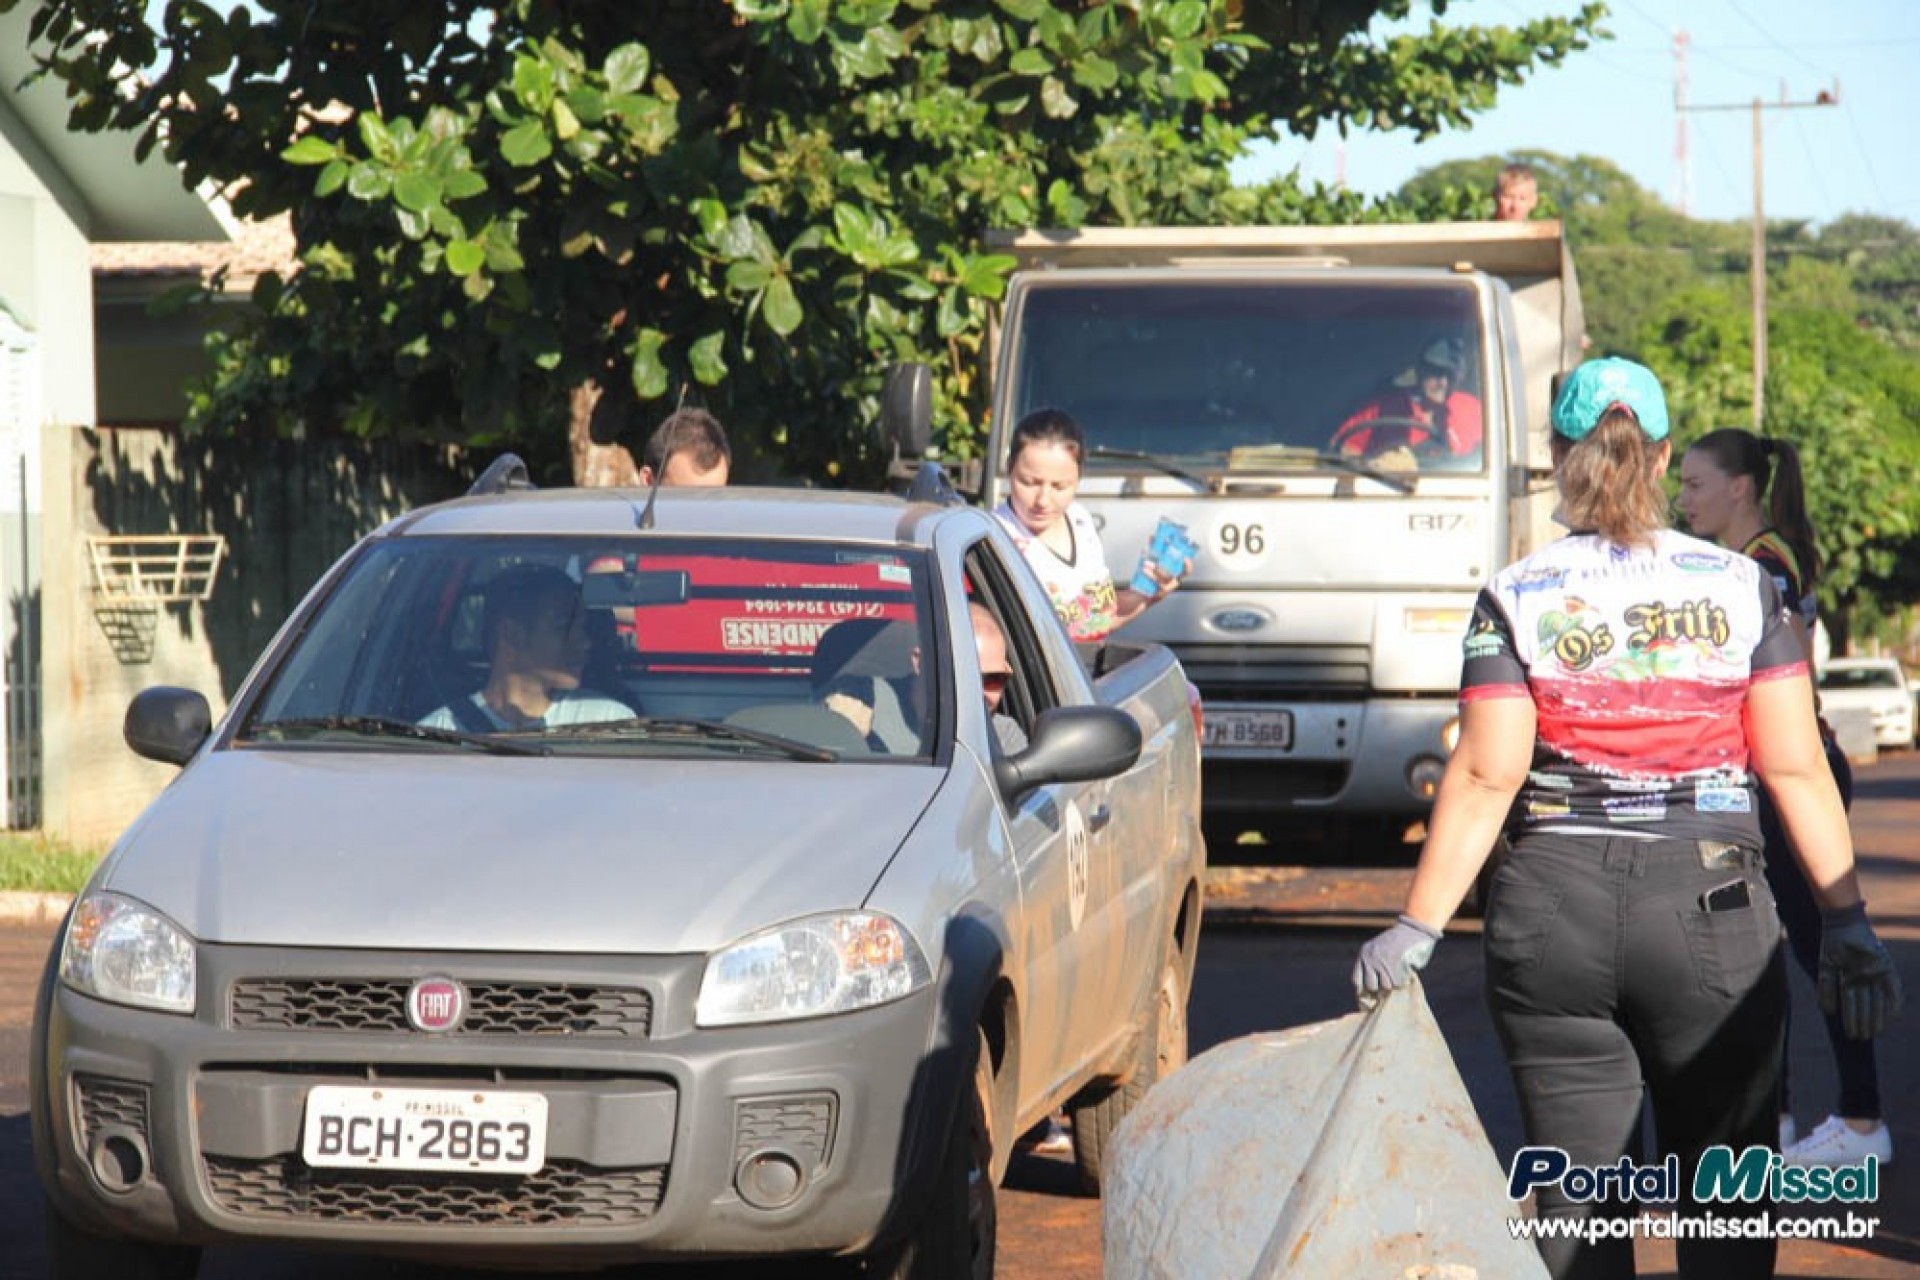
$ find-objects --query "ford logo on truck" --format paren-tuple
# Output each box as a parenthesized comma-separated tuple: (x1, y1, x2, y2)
(1210, 608, 1269, 633)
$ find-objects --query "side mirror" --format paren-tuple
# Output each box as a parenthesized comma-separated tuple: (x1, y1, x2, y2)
(881, 363, 933, 460)
(994, 705, 1143, 804)
(125, 687, 212, 767)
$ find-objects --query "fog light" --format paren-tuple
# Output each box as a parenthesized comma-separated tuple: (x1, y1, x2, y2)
(1407, 755, 1447, 800)
(736, 1147, 807, 1210)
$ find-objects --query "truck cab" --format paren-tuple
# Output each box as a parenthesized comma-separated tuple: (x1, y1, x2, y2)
(969, 223, 1584, 853)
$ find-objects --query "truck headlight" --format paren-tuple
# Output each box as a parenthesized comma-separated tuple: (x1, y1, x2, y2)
(696, 912, 931, 1028)
(59, 892, 197, 1015)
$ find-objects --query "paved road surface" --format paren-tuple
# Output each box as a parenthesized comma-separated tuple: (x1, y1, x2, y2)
(5, 754, 1919, 1278)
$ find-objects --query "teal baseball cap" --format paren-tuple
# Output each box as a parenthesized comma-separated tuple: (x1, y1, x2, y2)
(1550, 357, 1670, 442)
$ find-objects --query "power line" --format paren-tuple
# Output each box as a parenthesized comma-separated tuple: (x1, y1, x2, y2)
(1722, 0, 1833, 80)
(1840, 103, 1893, 213)
(1792, 113, 1831, 222)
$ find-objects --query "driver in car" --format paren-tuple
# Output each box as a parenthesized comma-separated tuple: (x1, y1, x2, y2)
(1333, 337, 1484, 465)
(422, 564, 634, 732)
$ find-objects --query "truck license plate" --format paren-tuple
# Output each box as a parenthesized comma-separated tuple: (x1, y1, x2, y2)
(1203, 710, 1294, 750)
(301, 1085, 548, 1174)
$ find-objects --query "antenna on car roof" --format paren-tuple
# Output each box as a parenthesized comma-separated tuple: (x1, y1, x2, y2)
(468, 453, 535, 496)
(636, 383, 692, 530)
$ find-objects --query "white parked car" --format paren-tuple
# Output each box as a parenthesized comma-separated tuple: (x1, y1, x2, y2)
(1819, 656, 1915, 749)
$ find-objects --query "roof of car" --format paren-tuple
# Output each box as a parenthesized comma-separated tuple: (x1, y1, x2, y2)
(385, 483, 968, 546)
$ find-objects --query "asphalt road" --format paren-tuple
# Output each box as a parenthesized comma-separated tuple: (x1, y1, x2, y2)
(5, 753, 1920, 1279)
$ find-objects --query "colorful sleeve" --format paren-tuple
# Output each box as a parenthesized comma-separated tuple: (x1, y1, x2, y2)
(1749, 571, 1808, 681)
(1460, 587, 1530, 701)
(1745, 536, 1805, 608)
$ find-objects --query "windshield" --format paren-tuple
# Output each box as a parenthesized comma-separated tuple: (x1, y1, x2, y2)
(1821, 664, 1904, 691)
(1004, 278, 1487, 477)
(239, 536, 938, 760)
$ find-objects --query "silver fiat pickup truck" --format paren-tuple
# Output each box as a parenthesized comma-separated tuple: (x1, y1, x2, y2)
(32, 471, 1205, 1279)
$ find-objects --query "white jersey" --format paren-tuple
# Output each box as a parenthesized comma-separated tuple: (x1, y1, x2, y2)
(420, 690, 632, 733)
(992, 501, 1118, 642)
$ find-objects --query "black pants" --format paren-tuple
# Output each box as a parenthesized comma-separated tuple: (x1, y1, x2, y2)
(1759, 739, 1881, 1119)
(1486, 832, 1785, 1280)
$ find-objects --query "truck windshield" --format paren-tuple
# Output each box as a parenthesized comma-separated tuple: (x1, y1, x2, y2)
(1005, 279, 1487, 477)
(238, 536, 938, 760)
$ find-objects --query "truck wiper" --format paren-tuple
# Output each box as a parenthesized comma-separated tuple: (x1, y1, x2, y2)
(559, 716, 837, 763)
(1085, 445, 1213, 490)
(1311, 451, 1415, 495)
(244, 716, 550, 756)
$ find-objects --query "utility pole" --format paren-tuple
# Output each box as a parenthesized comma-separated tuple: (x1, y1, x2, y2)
(1673, 31, 1690, 217)
(1679, 83, 1838, 430)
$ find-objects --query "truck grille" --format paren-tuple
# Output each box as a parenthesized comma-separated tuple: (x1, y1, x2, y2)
(203, 1154, 667, 1226)
(229, 979, 652, 1038)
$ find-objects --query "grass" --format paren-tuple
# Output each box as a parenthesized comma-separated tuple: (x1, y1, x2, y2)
(0, 832, 105, 894)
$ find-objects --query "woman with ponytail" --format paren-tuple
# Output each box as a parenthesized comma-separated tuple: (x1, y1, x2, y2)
(1680, 427, 1891, 1169)
(1353, 359, 1902, 1280)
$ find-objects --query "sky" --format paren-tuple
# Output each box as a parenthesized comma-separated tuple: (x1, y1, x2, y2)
(1231, 0, 1919, 228)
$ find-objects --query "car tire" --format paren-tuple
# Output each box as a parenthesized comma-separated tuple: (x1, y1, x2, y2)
(865, 1030, 996, 1280)
(1070, 942, 1189, 1196)
(46, 1204, 200, 1280)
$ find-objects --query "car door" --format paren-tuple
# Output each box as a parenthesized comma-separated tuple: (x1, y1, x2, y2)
(963, 544, 1121, 1117)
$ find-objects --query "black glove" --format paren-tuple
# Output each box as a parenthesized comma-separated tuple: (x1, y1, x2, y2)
(1352, 914, 1443, 1002)
(1818, 901, 1904, 1039)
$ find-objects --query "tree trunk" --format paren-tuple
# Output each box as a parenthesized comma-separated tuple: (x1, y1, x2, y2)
(568, 381, 643, 487)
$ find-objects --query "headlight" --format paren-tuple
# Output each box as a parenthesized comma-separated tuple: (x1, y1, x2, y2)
(59, 892, 197, 1015)
(696, 912, 930, 1028)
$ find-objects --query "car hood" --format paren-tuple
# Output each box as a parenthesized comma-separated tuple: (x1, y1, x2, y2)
(102, 749, 942, 954)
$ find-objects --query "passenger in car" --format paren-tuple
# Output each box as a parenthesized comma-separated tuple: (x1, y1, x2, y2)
(970, 603, 1028, 756)
(422, 564, 634, 732)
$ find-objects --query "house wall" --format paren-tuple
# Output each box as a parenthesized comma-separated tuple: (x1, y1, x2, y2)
(40, 424, 471, 847)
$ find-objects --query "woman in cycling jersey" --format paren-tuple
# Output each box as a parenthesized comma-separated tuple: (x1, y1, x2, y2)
(1353, 359, 1901, 1280)
(1679, 427, 1890, 1170)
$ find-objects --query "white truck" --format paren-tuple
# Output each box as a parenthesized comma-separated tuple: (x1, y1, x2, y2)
(902, 222, 1584, 854)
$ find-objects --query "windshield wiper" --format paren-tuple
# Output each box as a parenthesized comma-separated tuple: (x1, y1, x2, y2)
(244, 715, 550, 756)
(1311, 451, 1415, 495)
(559, 716, 836, 763)
(1084, 445, 1214, 491)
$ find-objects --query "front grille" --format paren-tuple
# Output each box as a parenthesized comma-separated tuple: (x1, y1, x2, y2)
(76, 1075, 150, 1144)
(734, 1093, 837, 1168)
(229, 980, 652, 1038)
(203, 1154, 667, 1226)
(1205, 758, 1349, 805)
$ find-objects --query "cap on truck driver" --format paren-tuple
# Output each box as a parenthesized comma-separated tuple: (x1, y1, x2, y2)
(1550, 357, 1670, 443)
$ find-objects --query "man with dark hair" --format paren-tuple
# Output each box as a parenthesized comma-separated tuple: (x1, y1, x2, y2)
(640, 408, 731, 486)
(422, 564, 632, 731)
(1493, 162, 1539, 222)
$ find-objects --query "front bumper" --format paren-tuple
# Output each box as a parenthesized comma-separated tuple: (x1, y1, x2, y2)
(36, 940, 955, 1268)
(1200, 696, 1455, 816)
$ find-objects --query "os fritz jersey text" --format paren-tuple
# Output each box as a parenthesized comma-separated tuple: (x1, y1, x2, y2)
(1461, 531, 1805, 843)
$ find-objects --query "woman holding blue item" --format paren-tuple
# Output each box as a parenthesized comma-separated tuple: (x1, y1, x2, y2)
(1352, 358, 1902, 1280)
(992, 407, 1188, 642)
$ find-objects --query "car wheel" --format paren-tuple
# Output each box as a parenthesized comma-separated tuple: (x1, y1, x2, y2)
(1070, 942, 1189, 1196)
(866, 1030, 996, 1280)
(46, 1204, 200, 1280)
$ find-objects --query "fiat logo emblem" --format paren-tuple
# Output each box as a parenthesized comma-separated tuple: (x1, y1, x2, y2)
(406, 977, 467, 1033)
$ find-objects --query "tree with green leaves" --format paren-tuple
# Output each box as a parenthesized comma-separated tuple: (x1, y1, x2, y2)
(13, 0, 1601, 483)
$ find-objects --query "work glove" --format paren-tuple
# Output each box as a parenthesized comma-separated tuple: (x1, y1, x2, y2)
(1817, 902, 1905, 1040)
(1353, 914, 1444, 1003)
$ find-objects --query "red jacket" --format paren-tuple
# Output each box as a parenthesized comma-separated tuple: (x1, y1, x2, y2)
(1337, 390, 1483, 458)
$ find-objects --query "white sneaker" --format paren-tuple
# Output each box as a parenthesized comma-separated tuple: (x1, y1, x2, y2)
(1783, 1115, 1893, 1167)
(1779, 1114, 1797, 1150)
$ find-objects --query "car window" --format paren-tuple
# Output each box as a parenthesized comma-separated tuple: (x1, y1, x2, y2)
(237, 536, 938, 760)
(1820, 664, 1903, 691)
